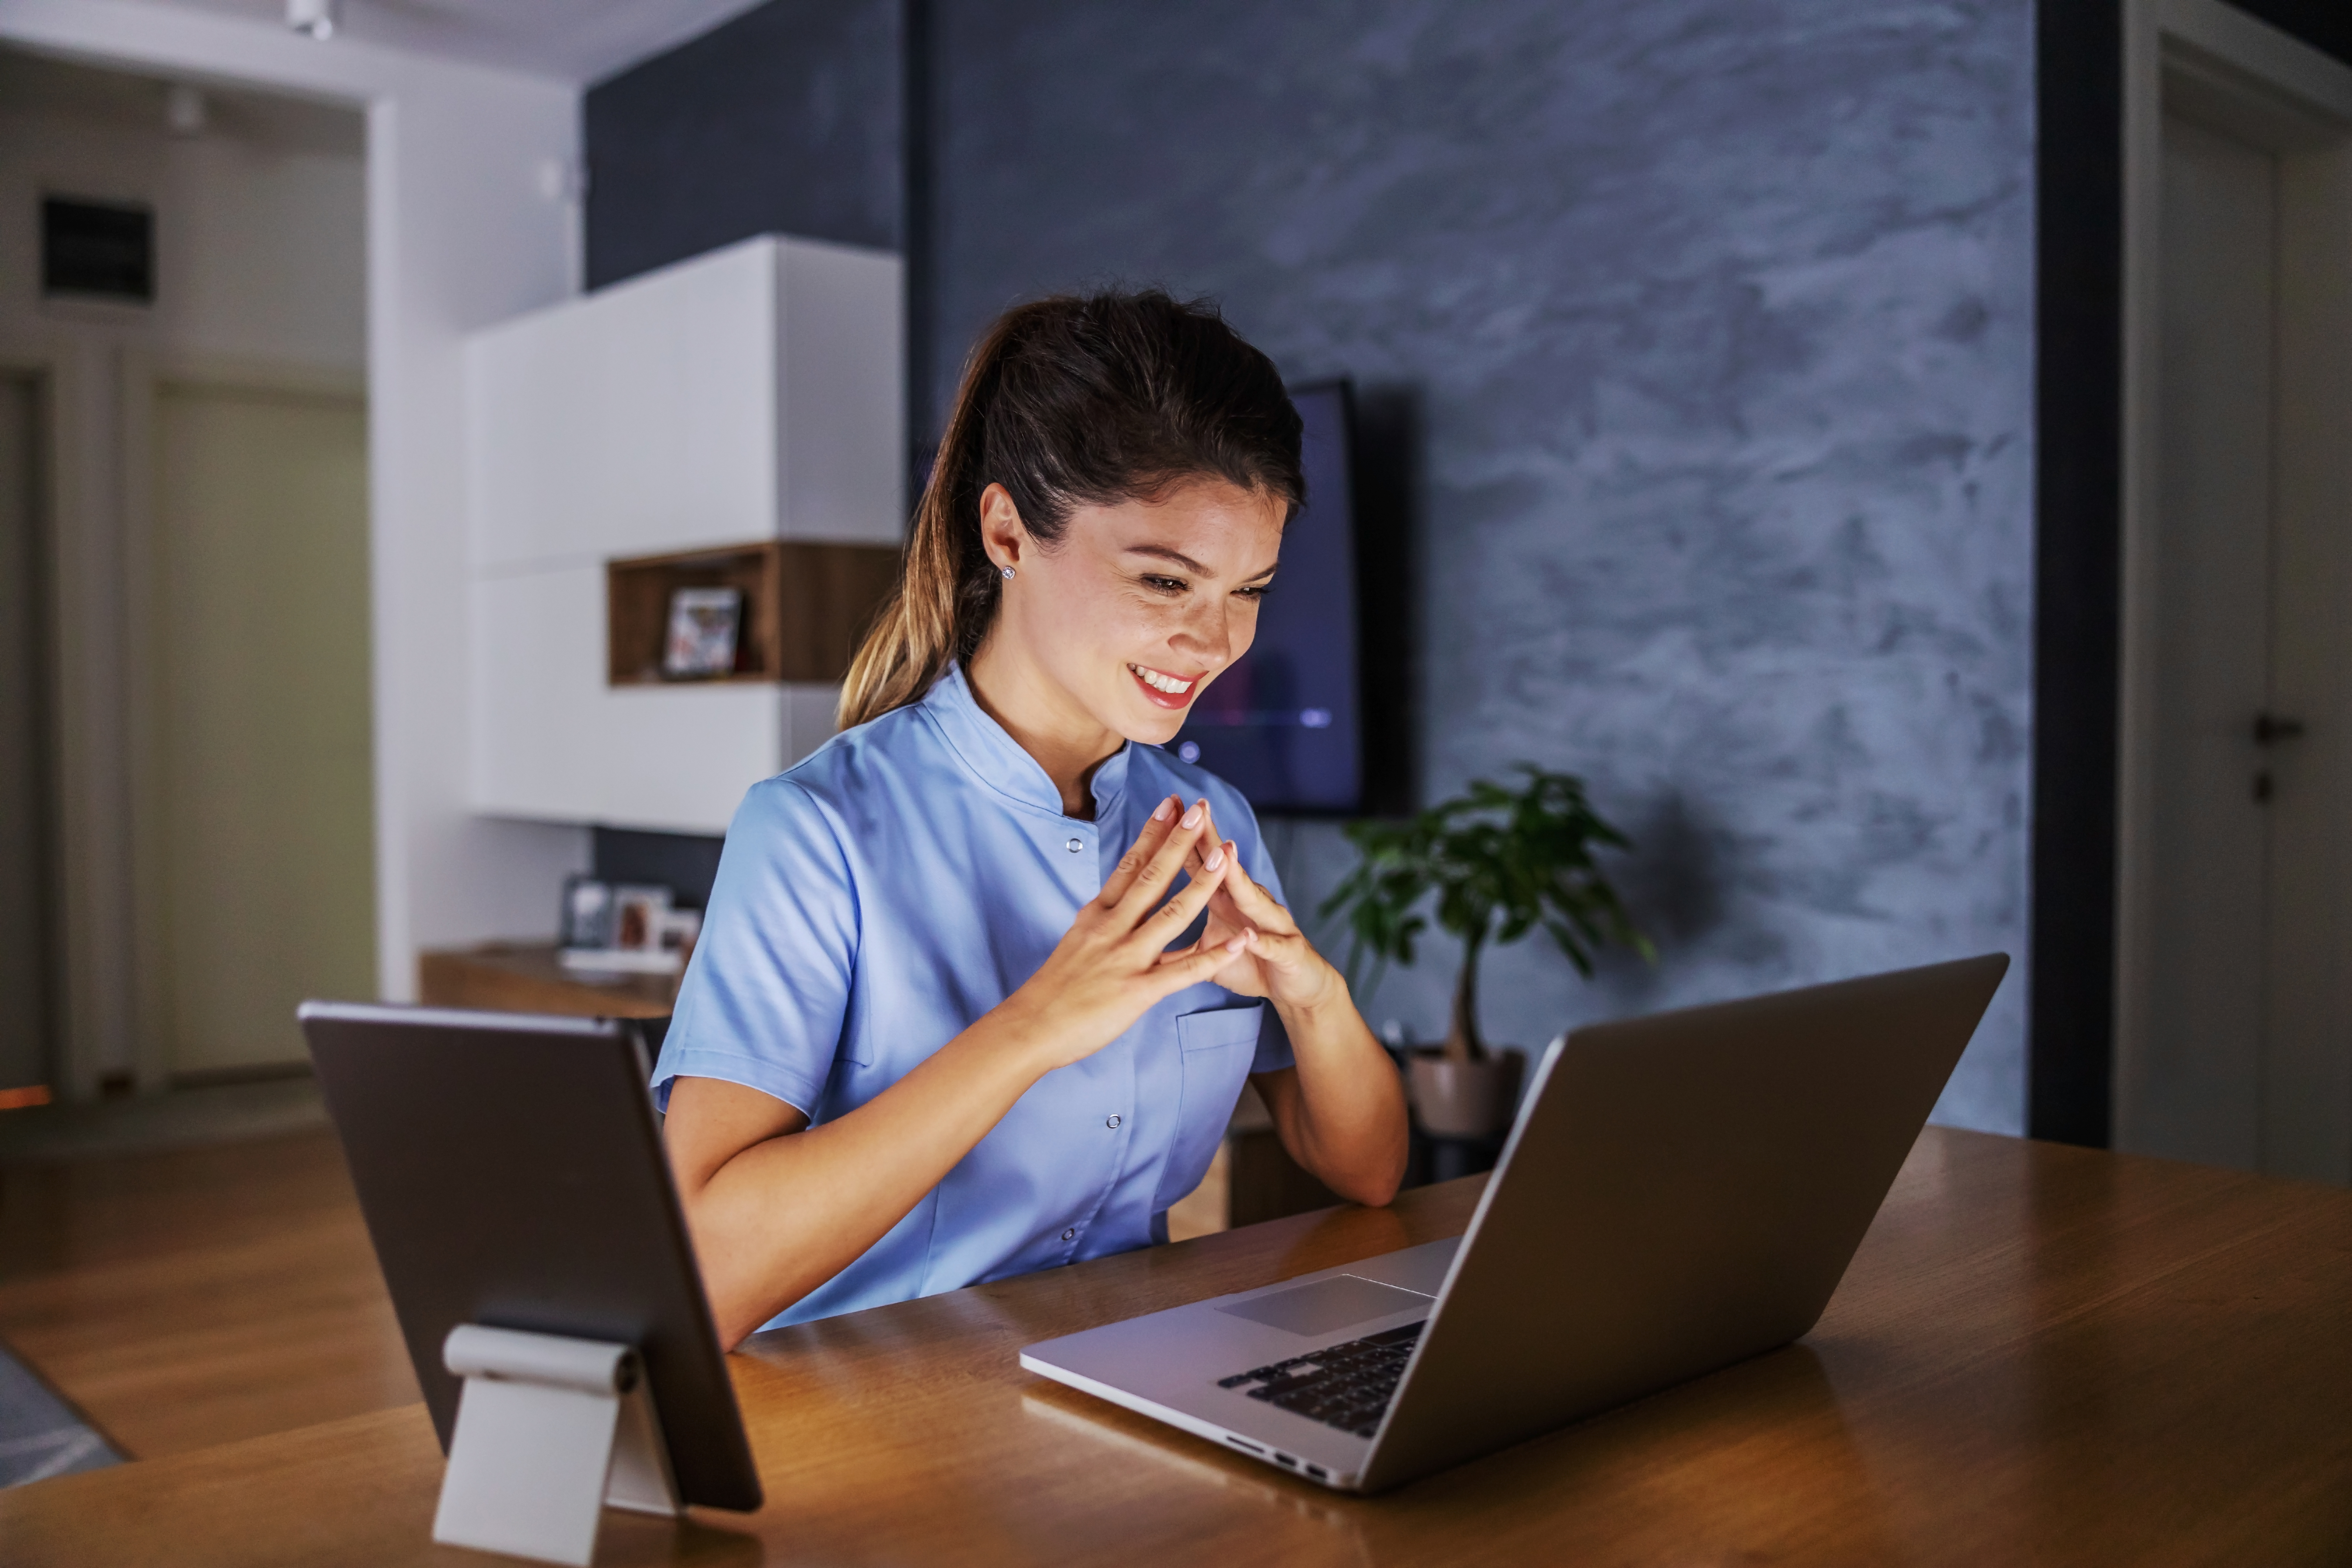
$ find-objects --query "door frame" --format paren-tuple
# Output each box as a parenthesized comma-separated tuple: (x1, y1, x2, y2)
(0, 337, 118, 1102)
(120, 351, 369, 1088)
(2115, 0, 2352, 1156)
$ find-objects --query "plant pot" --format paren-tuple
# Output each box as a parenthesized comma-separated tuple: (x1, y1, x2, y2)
(1406, 1048, 1525, 1140)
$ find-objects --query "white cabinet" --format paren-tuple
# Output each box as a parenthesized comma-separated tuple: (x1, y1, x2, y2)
(465, 235, 903, 833)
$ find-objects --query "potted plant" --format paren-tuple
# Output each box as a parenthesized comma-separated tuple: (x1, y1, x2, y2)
(1320, 765, 1652, 1139)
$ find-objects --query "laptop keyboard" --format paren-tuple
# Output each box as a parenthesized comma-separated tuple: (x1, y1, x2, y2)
(1215, 1321, 1424, 1438)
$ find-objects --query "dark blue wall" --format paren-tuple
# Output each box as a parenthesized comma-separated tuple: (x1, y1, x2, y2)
(583, 0, 901, 290)
(586, 0, 2039, 1132)
(926, 0, 2036, 1132)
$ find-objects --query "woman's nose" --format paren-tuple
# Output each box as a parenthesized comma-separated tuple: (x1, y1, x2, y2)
(1169, 603, 1232, 668)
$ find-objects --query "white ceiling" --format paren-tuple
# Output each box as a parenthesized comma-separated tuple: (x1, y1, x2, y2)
(127, 0, 779, 85)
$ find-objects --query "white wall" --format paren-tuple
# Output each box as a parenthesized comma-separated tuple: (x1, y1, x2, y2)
(0, 0, 590, 1084)
(168, 136, 368, 369)
(0, 93, 366, 369)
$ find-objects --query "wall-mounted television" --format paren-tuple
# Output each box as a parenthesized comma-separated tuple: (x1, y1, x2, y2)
(1171, 379, 1406, 817)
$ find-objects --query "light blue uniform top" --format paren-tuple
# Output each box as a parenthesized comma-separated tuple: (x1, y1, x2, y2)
(650, 662, 1293, 1331)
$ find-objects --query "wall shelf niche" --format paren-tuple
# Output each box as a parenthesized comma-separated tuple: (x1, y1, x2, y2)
(607, 539, 900, 687)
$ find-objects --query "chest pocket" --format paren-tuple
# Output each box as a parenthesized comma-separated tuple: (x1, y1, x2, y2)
(1155, 1003, 1264, 1214)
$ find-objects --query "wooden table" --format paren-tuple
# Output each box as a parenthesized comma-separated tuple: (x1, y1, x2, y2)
(5, 1128, 2347, 1564)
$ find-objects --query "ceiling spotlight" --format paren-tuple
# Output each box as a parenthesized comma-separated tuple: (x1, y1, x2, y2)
(286, 0, 340, 40)
(165, 84, 207, 137)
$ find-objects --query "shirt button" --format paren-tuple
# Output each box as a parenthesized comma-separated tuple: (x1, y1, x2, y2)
(1061, 1228, 1077, 1242)
(1106, 1115, 1121, 1129)
(1066, 837, 1084, 852)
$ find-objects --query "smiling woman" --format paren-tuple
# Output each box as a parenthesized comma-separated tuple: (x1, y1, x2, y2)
(654, 290, 1409, 1346)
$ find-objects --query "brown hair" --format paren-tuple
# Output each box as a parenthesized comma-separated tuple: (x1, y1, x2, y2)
(838, 288, 1305, 729)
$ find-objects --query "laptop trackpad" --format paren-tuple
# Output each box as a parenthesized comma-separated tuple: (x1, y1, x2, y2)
(1216, 1275, 1429, 1337)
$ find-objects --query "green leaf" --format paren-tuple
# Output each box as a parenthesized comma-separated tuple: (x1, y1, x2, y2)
(1316, 764, 1656, 1034)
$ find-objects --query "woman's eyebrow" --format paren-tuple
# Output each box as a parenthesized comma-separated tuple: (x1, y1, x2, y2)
(1124, 545, 1280, 582)
(1124, 544, 1213, 574)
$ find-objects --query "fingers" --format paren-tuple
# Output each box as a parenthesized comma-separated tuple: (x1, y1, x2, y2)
(1240, 925, 1312, 972)
(1153, 930, 1253, 993)
(1106, 798, 1212, 926)
(1097, 795, 1180, 908)
(1182, 819, 1296, 937)
(1213, 844, 1292, 929)
(1129, 831, 1233, 948)
(1185, 800, 1224, 873)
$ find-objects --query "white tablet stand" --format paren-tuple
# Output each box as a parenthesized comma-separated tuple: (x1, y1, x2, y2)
(432, 1324, 681, 1567)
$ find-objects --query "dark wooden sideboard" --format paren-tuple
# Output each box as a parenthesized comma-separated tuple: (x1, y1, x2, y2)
(416, 941, 679, 1020)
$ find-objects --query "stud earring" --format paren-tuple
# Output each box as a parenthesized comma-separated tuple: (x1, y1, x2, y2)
(1000, 565, 1015, 581)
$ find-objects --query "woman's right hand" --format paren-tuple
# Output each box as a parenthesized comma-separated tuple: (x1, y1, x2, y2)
(1000, 795, 1248, 1072)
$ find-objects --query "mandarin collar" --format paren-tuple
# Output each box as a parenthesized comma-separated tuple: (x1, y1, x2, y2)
(920, 662, 1131, 822)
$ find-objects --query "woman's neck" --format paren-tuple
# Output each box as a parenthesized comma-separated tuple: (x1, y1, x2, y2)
(964, 642, 1123, 819)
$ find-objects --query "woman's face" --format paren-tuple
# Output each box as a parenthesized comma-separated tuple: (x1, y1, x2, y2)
(980, 477, 1286, 749)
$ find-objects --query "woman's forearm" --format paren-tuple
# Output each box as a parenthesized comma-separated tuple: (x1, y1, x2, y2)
(670, 1004, 1056, 1346)
(1259, 990, 1409, 1207)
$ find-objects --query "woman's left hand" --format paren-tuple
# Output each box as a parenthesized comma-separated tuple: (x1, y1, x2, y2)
(1171, 800, 1346, 1015)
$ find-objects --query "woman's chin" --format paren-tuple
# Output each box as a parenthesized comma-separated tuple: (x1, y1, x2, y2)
(1112, 702, 1191, 749)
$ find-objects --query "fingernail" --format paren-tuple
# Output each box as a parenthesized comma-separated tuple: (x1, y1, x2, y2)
(1226, 934, 1249, 952)
(1152, 796, 1174, 822)
(1204, 845, 1226, 870)
(1181, 803, 1204, 828)
(1225, 839, 1238, 858)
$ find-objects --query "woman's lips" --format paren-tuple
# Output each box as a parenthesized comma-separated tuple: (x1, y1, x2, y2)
(1128, 662, 1199, 710)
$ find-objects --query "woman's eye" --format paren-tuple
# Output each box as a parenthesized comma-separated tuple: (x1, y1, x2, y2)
(1142, 575, 1186, 594)
(1236, 583, 1272, 601)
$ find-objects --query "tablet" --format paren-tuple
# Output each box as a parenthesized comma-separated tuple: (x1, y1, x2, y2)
(299, 1001, 762, 1513)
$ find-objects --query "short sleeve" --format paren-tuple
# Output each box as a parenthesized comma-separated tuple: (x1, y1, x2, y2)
(1228, 793, 1297, 1077)
(651, 777, 858, 1115)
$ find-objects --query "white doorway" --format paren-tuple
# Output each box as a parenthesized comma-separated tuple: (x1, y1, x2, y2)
(0, 369, 57, 1099)
(2118, 0, 2352, 1183)
(135, 368, 375, 1077)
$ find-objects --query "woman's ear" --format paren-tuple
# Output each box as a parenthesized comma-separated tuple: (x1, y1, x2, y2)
(978, 483, 1028, 574)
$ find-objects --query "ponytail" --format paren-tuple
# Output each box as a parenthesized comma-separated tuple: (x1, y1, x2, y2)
(838, 289, 1304, 730)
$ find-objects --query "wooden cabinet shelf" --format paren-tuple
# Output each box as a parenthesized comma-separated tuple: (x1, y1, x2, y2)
(607, 539, 900, 687)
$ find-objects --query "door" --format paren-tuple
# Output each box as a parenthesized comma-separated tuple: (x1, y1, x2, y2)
(0, 372, 56, 1097)
(2121, 50, 2352, 1183)
(2135, 110, 2278, 1168)
(147, 378, 375, 1076)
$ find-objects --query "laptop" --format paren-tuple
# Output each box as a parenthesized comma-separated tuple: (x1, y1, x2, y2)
(1021, 954, 2009, 1492)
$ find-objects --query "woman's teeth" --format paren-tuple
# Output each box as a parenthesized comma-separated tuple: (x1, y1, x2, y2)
(1130, 664, 1194, 695)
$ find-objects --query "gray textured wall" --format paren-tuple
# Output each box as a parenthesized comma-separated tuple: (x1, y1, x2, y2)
(584, 0, 900, 290)
(929, 0, 2037, 1130)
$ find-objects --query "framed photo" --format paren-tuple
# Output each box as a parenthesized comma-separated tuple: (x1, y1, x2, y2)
(558, 876, 614, 950)
(610, 884, 673, 953)
(662, 587, 742, 679)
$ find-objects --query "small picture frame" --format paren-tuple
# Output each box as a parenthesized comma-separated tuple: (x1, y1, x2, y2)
(610, 884, 674, 953)
(558, 876, 614, 951)
(662, 587, 743, 680)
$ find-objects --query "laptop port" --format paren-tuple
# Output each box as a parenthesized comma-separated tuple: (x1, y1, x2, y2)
(1306, 1464, 1329, 1481)
(1226, 1437, 1265, 1456)
(1275, 1453, 1297, 1468)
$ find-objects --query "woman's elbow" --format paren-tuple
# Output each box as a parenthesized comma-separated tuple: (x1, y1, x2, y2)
(1329, 1132, 1409, 1209)
(1342, 1171, 1402, 1209)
